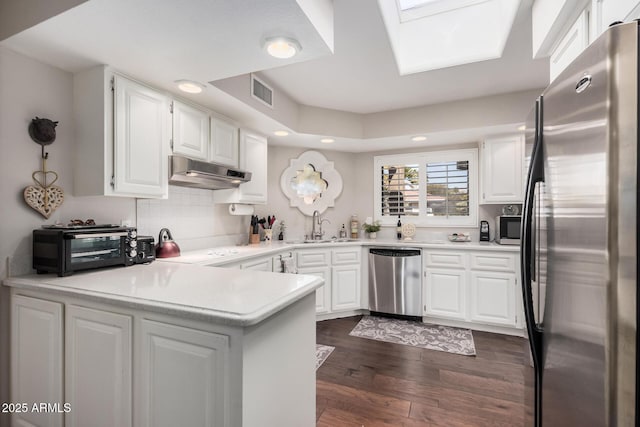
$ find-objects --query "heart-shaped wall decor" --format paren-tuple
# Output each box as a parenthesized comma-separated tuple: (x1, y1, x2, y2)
(24, 185, 64, 219)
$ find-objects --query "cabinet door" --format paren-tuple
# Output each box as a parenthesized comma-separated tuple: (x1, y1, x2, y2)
(238, 130, 268, 203)
(424, 268, 466, 320)
(469, 271, 516, 326)
(331, 265, 361, 311)
(549, 9, 589, 81)
(210, 118, 239, 167)
(481, 135, 524, 204)
(299, 267, 332, 314)
(240, 256, 273, 271)
(470, 253, 516, 272)
(172, 100, 209, 160)
(138, 320, 229, 427)
(331, 247, 360, 265)
(11, 295, 63, 427)
(65, 305, 132, 427)
(297, 249, 331, 268)
(113, 75, 169, 198)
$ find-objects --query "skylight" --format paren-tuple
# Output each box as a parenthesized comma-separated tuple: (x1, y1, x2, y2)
(397, 0, 490, 22)
(379, 0, 520, 74)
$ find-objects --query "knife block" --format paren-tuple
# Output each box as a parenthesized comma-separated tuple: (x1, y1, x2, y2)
(249, 227, 260, 244)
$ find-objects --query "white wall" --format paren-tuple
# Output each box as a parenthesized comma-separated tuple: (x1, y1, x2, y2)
(0, 46, 136, 427)
(136, 186, 248, 251)
(258, 144, 507, 242)
(0, 47, 136, 278)
(254, 146, 363, 241)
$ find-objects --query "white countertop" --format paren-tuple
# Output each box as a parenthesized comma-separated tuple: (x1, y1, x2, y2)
(3, 262, 323, 326)
(158, 238, 520, 266)
(3, 238, 516, 326)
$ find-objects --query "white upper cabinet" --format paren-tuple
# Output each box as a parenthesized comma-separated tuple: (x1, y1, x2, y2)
(213, 129, 267, 204)
(210, 118, 239, 167)
(113, 76, 169, 198)
(171, 100, 209, 160)
(239, 130, 267, 203)
(549, 8, 590, 81)
(480, 135, 524, 204)
(535, 0, 640, 81)
(74, 66, 169, 198)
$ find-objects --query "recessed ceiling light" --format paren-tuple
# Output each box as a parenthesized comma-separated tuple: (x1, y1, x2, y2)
(411, 135, 427, 142)
(264, 37, 302, 59)
(175, 80, 205, 94)
(320, 138, 334, 144)
(274, 130, 289, 136)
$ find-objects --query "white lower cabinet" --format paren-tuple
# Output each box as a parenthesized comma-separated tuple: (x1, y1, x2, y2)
(298, 266, 331, 314)
(240, 256, 273, 271)
(11, 295, 64, 427)
(424, 268, 466, 320)
(331, 265, 361, 312)
(65, 305, 132, 427)
(297, 246, 361, 317)
(424, 250, 521, 331)
(138, 319, 229, 427)
(469, 271, 516, 326)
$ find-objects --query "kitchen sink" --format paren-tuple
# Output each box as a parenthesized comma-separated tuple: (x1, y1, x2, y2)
(301, 238, 359, 244)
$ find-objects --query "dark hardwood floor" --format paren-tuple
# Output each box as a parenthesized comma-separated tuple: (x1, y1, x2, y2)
(316, 316, 533, 427)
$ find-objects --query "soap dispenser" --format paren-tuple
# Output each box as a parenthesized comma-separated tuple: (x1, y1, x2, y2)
(339, 224, 347, 239)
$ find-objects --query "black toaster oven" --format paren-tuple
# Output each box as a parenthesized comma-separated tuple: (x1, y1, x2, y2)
(33, 225, 140, 276)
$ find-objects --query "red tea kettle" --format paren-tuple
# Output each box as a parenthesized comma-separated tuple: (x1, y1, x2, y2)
(155, 228, 181, 258)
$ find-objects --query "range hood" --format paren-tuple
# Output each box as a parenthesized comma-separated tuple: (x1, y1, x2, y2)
(169, 155, 251, 190)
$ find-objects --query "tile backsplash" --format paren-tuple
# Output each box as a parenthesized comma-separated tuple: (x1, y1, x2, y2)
(136, 186, 248, 251)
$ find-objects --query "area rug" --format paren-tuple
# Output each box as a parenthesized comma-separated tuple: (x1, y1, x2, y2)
(316, 344, 335, 370)
(349, 316, 476, 356)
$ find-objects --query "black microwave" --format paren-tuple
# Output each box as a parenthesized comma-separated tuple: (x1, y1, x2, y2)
(495, 216, 521, 245)
(33, 225, 141, 276)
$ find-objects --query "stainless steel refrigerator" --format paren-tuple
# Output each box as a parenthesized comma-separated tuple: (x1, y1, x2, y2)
(521, 21, 638, 426)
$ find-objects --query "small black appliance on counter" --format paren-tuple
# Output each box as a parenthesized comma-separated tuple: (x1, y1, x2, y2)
(135, 236, 156, 264)
(479, 220, 490, 241)
(33, 224, 142, 276)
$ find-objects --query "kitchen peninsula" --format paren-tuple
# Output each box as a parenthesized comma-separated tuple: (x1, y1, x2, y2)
(4, 263, 322, 427)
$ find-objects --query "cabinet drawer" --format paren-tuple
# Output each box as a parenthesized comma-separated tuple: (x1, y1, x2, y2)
(470, 253, 516, 272)
(297, 250, 330, 268)
(424, 251, 466, 268)
(331, 248, 360, 265)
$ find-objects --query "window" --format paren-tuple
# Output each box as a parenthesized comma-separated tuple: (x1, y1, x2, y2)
(374, 149, 478, 227)
(396, 0, 489, 22)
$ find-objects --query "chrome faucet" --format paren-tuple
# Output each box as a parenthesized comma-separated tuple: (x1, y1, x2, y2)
(311, 210, 330, 240)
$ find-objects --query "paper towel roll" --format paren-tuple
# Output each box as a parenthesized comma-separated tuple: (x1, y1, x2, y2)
(228, 203, 254, 216)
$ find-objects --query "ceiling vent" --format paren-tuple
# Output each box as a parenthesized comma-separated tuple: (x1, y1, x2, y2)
(251, 74, 274, 108)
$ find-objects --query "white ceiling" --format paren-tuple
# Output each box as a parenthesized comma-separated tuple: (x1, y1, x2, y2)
(261, 0, 549, 114)
(0, 0, 549, 152)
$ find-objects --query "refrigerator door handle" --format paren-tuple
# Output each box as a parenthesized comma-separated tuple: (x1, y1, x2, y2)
(521, 100, 544, 367)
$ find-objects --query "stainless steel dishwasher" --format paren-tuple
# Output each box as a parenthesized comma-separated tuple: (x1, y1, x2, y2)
(368, 248, 422, 317)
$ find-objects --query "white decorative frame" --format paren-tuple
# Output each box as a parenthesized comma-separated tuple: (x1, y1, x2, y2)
(280, 150, 343, 216)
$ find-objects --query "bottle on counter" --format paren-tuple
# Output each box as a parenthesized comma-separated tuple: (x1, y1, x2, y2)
(278, 220, 286, 241)
(339, 224, 347, 239)
(350, 214, 359, 239)
(396, 215, 402, 240)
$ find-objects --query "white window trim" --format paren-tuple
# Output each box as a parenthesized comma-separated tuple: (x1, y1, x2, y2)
(373, 148, 478, 228)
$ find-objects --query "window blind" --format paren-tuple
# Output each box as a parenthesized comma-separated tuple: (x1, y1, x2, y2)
(380, 164, 419, 216)
(425, 160, 469, 217)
